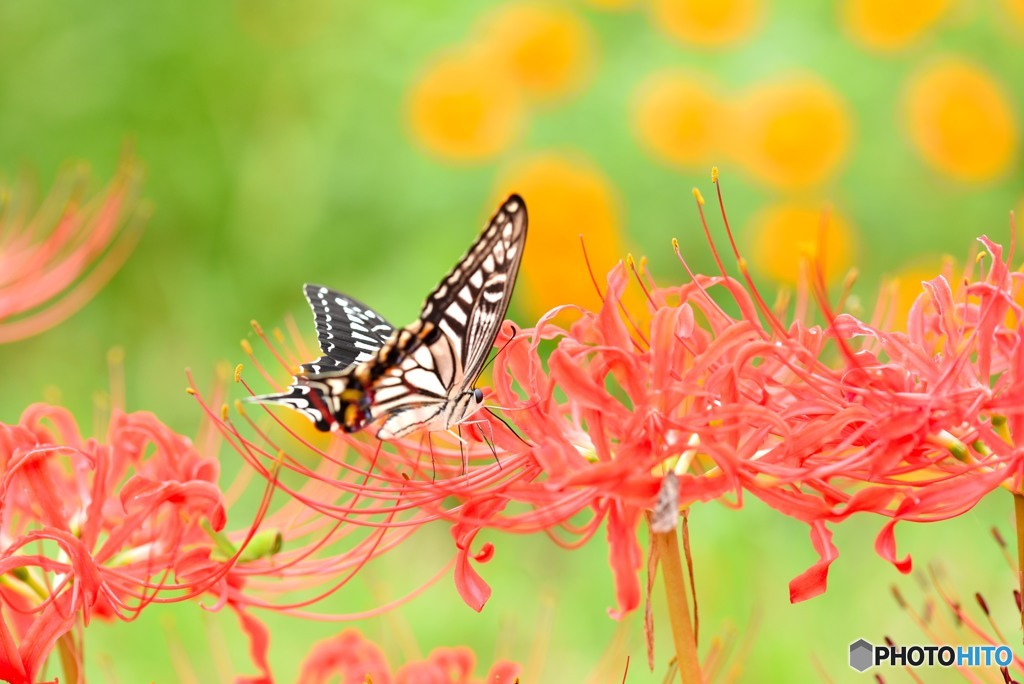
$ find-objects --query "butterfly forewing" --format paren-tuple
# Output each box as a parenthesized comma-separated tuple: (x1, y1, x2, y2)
(301, 284, 395, 375)
(419, 194, 527, 390)
(358, 195, 528, 438)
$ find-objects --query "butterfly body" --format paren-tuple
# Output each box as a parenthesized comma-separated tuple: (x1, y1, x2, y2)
(249, 195, 527, 439)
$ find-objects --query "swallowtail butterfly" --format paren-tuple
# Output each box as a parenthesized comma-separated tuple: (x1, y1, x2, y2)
(249, 194, 527, 439)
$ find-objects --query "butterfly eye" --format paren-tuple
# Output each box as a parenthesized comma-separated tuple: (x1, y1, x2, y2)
(473, 388, 484, 403)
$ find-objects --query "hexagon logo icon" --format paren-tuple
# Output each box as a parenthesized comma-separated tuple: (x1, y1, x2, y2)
(849, 639, 874, 672)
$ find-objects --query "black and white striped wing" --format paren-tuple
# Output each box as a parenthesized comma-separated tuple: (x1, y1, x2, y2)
(366, 194, 528, 438)
(419, 193, 527, 390)
(300, 284, 395, 375)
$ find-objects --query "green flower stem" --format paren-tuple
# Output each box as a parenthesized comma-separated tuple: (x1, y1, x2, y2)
(654, 527, 703, 684)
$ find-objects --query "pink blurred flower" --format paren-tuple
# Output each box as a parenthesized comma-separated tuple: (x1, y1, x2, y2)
(297, 629, 521, 684)
(0, 157, 144, 344)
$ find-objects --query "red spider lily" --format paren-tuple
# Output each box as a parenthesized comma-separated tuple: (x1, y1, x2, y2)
(0, 403, 232, 683)
(227, 205, 893, 625)
(225, 184, 1024, 682)
(297, 629, 521, 684)
(0, 157, 145, 344)
(791, 231, 1024, 581)
(221, 321, 536, 616)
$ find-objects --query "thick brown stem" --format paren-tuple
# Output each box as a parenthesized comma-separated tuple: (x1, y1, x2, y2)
(654, 527, 703, 684)
(1014, 492, 1024, 635)
(57, 629, 82, 684)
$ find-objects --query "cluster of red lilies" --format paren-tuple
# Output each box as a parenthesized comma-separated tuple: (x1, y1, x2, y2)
(2, 163, 1022, 683)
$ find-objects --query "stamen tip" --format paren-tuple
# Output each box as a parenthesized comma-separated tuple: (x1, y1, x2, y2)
(234, 364, 244, 382)
(240, 339, 253, 355)
(220, 404, 229, 420)
(185, 387, 196, 396)
(692, 188, 705, 206)
(711, 166, 719, 183)
(251, 320, 264, 335)
(671, 237, 680, 251)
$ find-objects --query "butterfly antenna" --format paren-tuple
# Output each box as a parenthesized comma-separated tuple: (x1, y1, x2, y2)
(420, 431, 437, 483)
(457, 423, 468, 476)
(484, 406, 532, 447)
(481, 324, 519, 375)
(478, 418, 501, 469)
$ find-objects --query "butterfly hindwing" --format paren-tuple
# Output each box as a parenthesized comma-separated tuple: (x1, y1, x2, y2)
(301, 284, 395, 375)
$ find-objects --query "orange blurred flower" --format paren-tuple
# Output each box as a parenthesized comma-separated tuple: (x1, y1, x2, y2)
(877, 256, 954, 332)
(477, 3, 594, 102)
(632, 70, 728, 168)
(650, 0, 761, 47)
(904, 58, 1019, 183)
(584, 0, 639, 9)
(733, 76, 853, 189)
(840, 0, 950, 50)
(406, 48, 525, 162)
(0, 159, 144, 344)
(1003, 0, 1024, 26)
(494, 153, 625, 322)
(746, 201, 857, 285)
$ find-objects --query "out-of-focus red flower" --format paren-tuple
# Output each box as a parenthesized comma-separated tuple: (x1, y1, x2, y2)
(0, 386, 420, 684)
(0, 404, 227, 683)
(297, 629, 521, 684)
(0, 157, 144, 344)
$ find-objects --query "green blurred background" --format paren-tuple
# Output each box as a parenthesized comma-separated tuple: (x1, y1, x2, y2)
(1, 0, 1023, 681)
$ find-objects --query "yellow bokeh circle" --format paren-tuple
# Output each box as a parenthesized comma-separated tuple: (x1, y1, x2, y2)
(651, 0, 761, 47)
(406, 49, 525, 162)
(840, 0, 950, 50)
(476, 3, 594, 101)
(632, 70, 727, 168)
(747, 202, 857, 285)
(495, 153, 624, 320)
(880, 258, 953, 332)
(585, 0, 640, 9)
(734, 77, 853, 189)
(1004, 0, 1024, 26)
(904, 58, 1019, 183)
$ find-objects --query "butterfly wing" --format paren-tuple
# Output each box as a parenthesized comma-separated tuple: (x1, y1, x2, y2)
(249, 195, 528, 440)
(300, 284, 395, 375)
(246, 286, 393, 431)
(419, 193, 528, 390)
(366, 194, 528, 438)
